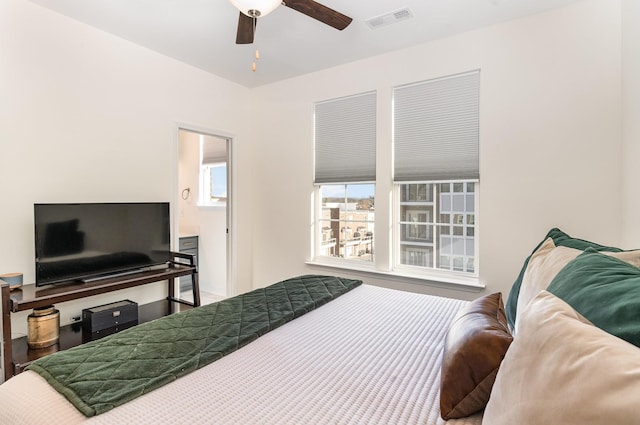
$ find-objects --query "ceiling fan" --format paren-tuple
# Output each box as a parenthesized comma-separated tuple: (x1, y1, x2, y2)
(230, 0, 353, 44)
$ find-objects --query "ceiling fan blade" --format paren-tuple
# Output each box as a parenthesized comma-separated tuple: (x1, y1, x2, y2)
(283, 0, 352, 30)
(236, 12, 255, 44)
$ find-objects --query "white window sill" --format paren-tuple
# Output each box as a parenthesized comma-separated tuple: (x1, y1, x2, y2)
(197, 203, 226, 210)
(305, 260, 484, 291)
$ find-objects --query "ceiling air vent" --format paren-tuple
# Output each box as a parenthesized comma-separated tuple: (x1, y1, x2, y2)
(365, 7, 414, 30)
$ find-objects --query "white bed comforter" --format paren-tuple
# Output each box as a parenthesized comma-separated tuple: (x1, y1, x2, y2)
(0, 284, 482, 425)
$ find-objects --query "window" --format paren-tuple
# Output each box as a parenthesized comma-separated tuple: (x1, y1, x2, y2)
(312, 71, 479, 283)
(314, 91, 376, 265)
(201, 163, 227, 203)
(394, 71, 480, 276)
(318, 183, 375, 261)
(199, 135, 228, 206)
(398, 181, 476, 273)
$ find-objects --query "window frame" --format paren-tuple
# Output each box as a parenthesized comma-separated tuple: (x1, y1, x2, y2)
(314, 182, 376, 269)
(392, 180, 479, 280)
(310, 71, 482, 289)
(200, 162, 227, 206)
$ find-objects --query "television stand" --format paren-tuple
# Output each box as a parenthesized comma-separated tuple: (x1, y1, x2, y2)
(0, 251, 199, 381)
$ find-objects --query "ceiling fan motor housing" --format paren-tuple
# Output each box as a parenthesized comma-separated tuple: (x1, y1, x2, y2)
(233, 0, 352, 45)
(230, 0, 281, 18)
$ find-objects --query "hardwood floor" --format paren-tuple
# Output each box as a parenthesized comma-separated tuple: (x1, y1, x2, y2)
(180, 290, 224, 305)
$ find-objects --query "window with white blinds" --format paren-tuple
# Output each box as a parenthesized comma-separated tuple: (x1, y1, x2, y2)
(393, 70, 480, 182)
(314, 91, 377, 184)
(311, 74, 481, 284)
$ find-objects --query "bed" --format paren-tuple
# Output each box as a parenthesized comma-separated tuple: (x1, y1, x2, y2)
(0, 277, 483, 425)
(4, 226, 640, 425)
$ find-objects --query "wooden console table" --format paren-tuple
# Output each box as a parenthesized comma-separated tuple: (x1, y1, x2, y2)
(0, 252, 199, 381)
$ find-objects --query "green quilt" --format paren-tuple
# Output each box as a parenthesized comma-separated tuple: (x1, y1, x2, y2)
(26, 275, 362, 417)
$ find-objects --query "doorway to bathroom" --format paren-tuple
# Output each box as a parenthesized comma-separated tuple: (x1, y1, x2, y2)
(176, 127, 231, 300)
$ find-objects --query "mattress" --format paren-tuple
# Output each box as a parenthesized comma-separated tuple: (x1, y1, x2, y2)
(0, 284, 482, 425)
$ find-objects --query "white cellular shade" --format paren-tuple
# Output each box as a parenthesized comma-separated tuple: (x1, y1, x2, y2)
(394, 71, 480, 182)
(201, 135, 228, 165)
(314, 91, 376, 184)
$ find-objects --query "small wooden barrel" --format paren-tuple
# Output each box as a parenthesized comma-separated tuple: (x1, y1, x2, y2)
(27, 306, 60, 349)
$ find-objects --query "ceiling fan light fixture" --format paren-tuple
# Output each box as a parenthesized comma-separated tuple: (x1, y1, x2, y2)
(230, 0, 281, 18)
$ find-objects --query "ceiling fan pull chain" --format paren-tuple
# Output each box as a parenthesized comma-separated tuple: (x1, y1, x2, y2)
(252, 16, 258, 72)
(252, 49, 259, 72)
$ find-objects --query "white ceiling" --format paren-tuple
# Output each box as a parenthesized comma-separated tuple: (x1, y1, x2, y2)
(29, 0, 582, 88)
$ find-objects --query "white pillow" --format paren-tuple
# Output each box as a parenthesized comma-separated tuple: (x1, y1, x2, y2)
(608, 249, 640, 267)
(514, 238, 579, 333)
(484, 291, 640, 425)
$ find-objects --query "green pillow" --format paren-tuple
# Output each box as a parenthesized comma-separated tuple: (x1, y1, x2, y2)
(505, 228, 621, 331)
(547, 248, 640, 348)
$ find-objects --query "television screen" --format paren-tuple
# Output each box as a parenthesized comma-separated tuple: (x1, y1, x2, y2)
(34, 202, 171, 286)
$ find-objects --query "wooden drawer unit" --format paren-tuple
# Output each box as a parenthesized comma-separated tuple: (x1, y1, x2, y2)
(179, 236, 198, 292)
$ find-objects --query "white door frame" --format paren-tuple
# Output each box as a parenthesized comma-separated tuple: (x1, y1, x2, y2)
(172, 122, 236, 298)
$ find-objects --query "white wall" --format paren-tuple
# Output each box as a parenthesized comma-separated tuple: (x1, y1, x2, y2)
(0, 0, 632, 339)
(622, 0, 640, 247)
(250, 0, 623, 300)
(0, 0, 254, 334)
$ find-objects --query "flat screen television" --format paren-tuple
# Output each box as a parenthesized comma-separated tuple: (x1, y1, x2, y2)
(34, 202, 171, 286)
